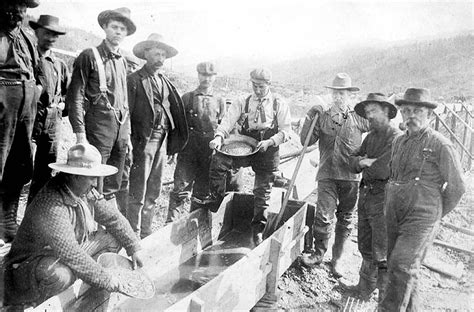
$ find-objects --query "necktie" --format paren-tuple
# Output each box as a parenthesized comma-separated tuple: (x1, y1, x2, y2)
(255, 98, 266, 123)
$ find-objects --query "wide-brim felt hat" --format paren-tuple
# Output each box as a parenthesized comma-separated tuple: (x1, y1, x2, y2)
(133, 33, 178, 60)
(355, 93, 398, 119)
(98, 7, 136, 36)
(49, 143, 118, 177)
(216, 134, 261, 158)
(325, 73, 360, 92)
(395, 88, 438, 109)
(29, 14, 66, 35)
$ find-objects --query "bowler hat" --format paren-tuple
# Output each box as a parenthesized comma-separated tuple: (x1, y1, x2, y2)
(97, 7, 136, 36)
(395, 88, 438, 109)
(355, 93, 398, 119)
(325, 73, 360, 92)
(29, 15, 66, 35)
(133, 33, 178, 60)
(197, 62, 217, 75)
(49, 143, 118, 176)
(250, 68, 272, 84)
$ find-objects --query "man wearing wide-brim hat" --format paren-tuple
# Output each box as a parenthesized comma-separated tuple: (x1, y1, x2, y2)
(28, 14, 70, 204)
(66, 7, 136, 214)
(343, 93, 402, 302)
(299, 73, 370, 277)
(379, 88, 465, 311)
(127, 33, 188, 239)
(0, 0, 46, 244)
(4, 143, 144, 308)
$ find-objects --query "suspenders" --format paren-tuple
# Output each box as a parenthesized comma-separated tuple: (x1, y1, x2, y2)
(242, 95, 279, 132)
(90, 47, 128, 125)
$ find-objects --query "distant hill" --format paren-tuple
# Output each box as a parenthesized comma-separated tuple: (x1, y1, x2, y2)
(270, 34, 474, 98)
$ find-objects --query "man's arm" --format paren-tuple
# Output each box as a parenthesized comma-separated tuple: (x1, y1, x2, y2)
(35, 198, 114, 291)
(300, 105, 323, 146)
(66, 51, 91, 138)
(269, 97, 291, 146)
(215, 97, 244, 139)
(439, 143, 466, 216)
(348, 136, 369, 174)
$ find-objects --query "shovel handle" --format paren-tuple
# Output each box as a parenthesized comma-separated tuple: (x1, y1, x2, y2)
(271, 112, 319, 231)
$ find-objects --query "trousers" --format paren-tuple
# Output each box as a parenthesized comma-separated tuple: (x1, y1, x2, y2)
(128, 129, 167, 238)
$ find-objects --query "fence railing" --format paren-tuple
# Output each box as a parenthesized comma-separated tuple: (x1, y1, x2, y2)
(432, 102, 473, 171)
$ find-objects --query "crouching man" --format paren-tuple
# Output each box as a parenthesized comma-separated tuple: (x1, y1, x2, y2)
(208, 68, 291, 245)
(4, 143, 144, 308)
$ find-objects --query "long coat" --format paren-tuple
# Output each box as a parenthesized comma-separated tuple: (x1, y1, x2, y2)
(127, 67, 188, 155)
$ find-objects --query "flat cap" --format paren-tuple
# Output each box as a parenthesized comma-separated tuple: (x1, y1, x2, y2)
(250, 68, 272, 84)
(197, 62, 217, 75)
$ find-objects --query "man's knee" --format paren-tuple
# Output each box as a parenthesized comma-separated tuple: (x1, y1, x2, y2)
(36, 257, 75, 298)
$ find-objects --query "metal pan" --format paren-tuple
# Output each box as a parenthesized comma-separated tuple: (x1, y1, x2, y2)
(216, 134, 261, 158)
(98, 252, 155, 300)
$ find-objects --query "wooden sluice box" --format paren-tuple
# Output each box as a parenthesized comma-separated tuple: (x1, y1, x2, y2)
(34, 192, 311, 311)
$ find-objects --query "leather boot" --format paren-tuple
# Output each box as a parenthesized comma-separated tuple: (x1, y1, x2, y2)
(344, 259, 377, 299)
(376, 267, 389, 304)
(1, 199, 20, 242)
(331, 226, 351, 278)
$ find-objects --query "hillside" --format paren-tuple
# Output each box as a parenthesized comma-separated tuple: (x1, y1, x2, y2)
(270, 34, 474, 98)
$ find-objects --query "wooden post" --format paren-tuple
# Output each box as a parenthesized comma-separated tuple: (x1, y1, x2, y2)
(450, 112, 457, 145)
(461, 108, 469, 165)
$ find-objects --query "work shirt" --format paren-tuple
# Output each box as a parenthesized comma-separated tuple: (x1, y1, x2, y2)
(37, 50, 69, 109)
(389, 126, 465, 215)
(67, 40, 128, 134)
(183, 87, 225, 135)
(216, 91, 291, 146)
(350, 124, 402, 183)
(6, 175, 141, 290)
(0, 27, 44, 83)
(303, 107, 370, 181)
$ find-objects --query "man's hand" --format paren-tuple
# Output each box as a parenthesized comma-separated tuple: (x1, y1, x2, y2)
(256, 139, 274, 152)
(307, 105, 324, 120)
(359, 157, 377, 169)
(167, 154, 177, 165)
(76, 133, 88, 144)
(108, 273, 123, 293)
(131, 250, 145, 269)
(209, 136, 223, 150)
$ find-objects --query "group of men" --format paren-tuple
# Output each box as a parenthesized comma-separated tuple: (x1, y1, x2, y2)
(0, 1, 467, 311)
(300, 75, 466, 310)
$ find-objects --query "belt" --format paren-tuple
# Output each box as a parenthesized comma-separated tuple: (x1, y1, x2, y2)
(0, 80, 22, 86)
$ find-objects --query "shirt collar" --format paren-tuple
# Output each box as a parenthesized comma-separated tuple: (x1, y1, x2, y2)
(194, 87, 214, 96)
(252, 90, 272, 102)
(144, 64, 164, 77)
(40, 49, 56, 62)
(404, 125, 430, 141)
(99, 40, 123, 60)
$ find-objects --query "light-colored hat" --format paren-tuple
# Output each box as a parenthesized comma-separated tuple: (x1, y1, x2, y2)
(29, 15, 66, 35)
(133, 33, 178, 60)
(49, 144, 118, 176)
(97, 7, 136, 36)
(395, 88, 438, 109)
(250, 68, 272, 84)
(197, 62, 217, 75)
(355, 93, 398, 119)
(325, 73, 360, 91)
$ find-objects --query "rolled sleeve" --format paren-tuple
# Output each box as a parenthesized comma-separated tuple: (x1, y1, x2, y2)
(270, 98, 291, 146)
(215, 97, 243, 138)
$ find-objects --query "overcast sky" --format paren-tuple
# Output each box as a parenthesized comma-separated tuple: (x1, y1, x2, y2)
(29, 0, 472, 68)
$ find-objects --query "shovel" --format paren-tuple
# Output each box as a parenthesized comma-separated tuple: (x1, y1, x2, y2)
(264, 112, 319, 237)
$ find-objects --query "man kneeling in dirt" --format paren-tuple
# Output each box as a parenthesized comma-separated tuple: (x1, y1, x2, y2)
(346, 93, 401, 301)
(208, 68, 291, 246)
(4, 143, 144, 308)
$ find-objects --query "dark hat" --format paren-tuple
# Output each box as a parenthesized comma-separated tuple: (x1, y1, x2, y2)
(97, 7, 136, 36)
(354, 93, 398, 119)
(29, 15, 66, 35)
(325, 73, 360, 92)
(133, 33, 178, 60)
(395, 88, 437, 109)
(3, 0, 39, 8)
(197, 62, 217, 75)
(250, 68, 272, 84)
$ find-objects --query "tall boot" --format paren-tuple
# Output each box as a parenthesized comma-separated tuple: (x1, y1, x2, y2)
(331, 225, 351, 278)
(376, 267, 389, 304)
(302, 230, 329, 267)
(344, 259, 378, 299)
(1, 198, 20, 242)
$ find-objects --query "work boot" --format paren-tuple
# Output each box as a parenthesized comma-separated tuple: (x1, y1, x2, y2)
(376, 268, 389, 304)
(301, 252, 323, 267)
(0, 200, 20, 243)
(251, 224, 264, 246)
(343, 277, 377, 300)
(331, 227, 351, 278)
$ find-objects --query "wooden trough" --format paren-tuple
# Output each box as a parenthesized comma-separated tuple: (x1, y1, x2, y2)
(34, 191, 311, 311)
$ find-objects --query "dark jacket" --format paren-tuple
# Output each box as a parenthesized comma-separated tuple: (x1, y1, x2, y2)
(127, 66, 188, 155)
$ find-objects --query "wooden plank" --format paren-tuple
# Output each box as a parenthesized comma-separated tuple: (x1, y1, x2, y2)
(166, 203, 307, 312)
(442, 220, 474, 236)
(433, 239, 474, 256)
